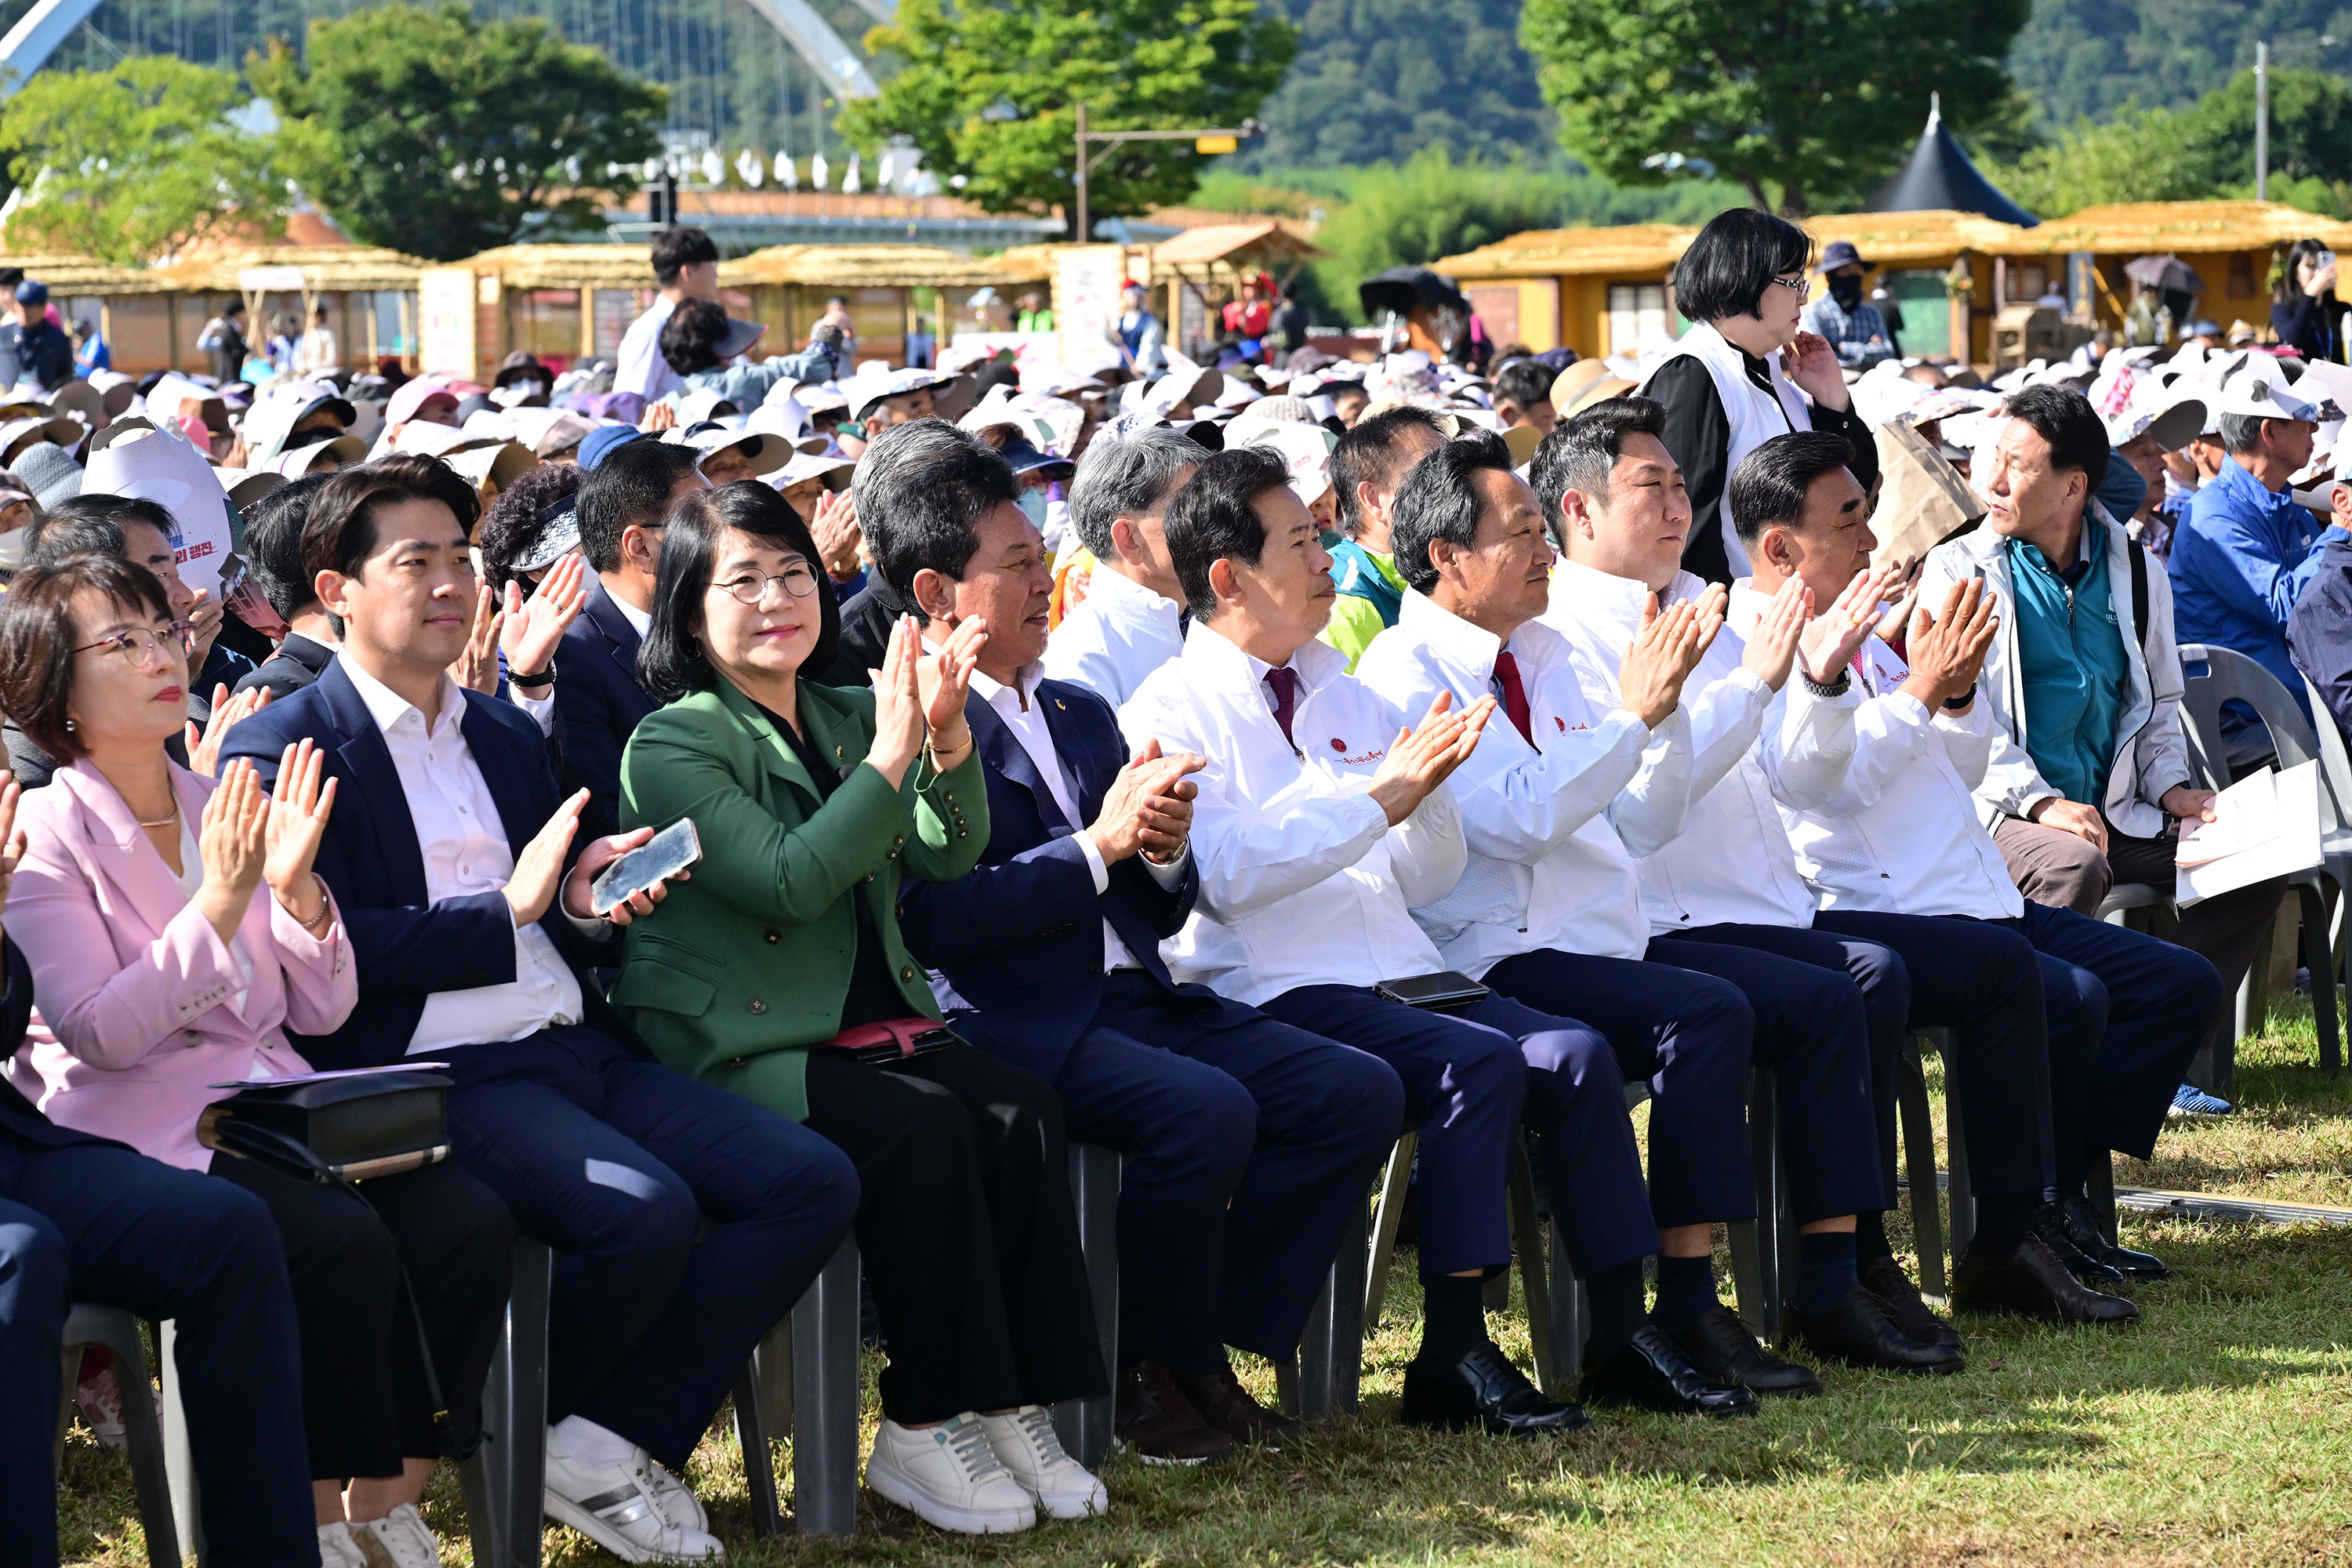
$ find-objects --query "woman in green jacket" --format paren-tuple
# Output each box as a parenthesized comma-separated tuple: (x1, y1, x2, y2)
(615, 483, 1109, 1535)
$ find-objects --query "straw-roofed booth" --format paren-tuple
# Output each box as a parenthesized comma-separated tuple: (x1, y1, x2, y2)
(1148, 220, 1326, 361)
(720, 242, 1052, 368)
(1434, 200, 2352, 368)
(416, 244, 666, 383)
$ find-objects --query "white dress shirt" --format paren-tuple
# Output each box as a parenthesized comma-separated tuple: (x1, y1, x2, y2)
(971, 661, 1188, 973)
(1356, 590, 1693, 970)
(1763, 607, 2022, 920)
(1117, 620, 1466, 1006)
(1544, 561, 1858, 933)
(1042, 561, 1185, 709)
(615, 296, 681, 402)
(609, 590, 653, 641)
(342, 660, 587, 1052)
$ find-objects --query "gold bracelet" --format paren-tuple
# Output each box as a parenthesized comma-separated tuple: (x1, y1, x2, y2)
(928, 731, 974, 763)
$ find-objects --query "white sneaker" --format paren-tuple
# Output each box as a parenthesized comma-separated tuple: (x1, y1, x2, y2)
(978, 1406, 1108, 1519)
(318, 1522, 369, 1568)
(355, 1504, 443, 1568)
(545, 1445, 726, 1563)
(75, 1364, 129, 1450)
(640, 1455, 709, 1535)
(866, 1415, 1038, 1534)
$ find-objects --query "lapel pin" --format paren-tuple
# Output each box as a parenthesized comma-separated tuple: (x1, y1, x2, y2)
(1054, 699, 1066, 710)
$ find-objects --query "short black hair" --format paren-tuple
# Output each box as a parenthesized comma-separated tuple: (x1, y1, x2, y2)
(639, 481, 841, 702)
(24, 507, 125, 568)
(477, 462, 584, 595)
(1163, 445, 1294, 619)
(244, 473, 334, 619)
(853, 420, 1019, 619)
(1528, 396, 1668, 544)
(651, 226, 719, 287)
(1493, 360, 1555, 414)
(1331, 405, 1446, 538)
(578, 438, 702, 574)
(1390, 431, 1517, 594)
(1999, 383, 2109, 495)
(659, 300, 730, 376)
(1727, 430, 1860, 544)
(1671, 208, 1814, 324)
(301, 453, 481, 585)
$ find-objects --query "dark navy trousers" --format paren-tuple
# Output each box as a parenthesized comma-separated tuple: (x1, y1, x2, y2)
(1, 1139, 313, 1568)
(1043, 972, 1404, 1372)
(1260, 985, 1657, 1279)
(1484, 949, 1755, 1232)
(1643, 925, 1892, 1222)
(442, 1025, 860, 1470)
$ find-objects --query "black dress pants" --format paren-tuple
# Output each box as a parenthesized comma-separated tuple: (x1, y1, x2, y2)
(210, 1151, 514, 1481)
(801, 1046, 1107, 1425)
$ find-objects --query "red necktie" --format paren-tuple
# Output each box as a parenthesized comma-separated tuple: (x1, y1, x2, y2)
(1493, 652, 1534, 746)
(1263, 666, 1298, 748)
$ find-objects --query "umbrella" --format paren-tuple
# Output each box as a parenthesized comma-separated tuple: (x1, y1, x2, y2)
(1358, 267, 1469, 322)
(2125, 255, 2205, 294)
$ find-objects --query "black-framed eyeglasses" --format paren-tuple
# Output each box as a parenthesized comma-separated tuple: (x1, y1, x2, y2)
(1769, 274, 1810, 296)
(712, 564, 820, 604)
(74, 622, 194, 663)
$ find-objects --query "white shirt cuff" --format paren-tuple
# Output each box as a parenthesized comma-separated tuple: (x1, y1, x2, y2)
(510, 681, 557, 735)
(1073, 829, 1110, 894)
(1141, 840, 1190, 887)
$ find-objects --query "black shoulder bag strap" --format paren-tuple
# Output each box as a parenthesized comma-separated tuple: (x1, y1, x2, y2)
(2128, 535, 2152, 657)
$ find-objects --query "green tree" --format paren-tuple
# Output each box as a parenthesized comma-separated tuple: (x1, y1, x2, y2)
(0, 57, 314, 266)
(1989, 103, 2211, 217)
(1519, 0, 2029, 216)
(839, 0, 1294, 239)
(251, 3, 664, 262)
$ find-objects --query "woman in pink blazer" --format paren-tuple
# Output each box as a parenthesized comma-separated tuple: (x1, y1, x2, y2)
(0, 552, 514, 1568)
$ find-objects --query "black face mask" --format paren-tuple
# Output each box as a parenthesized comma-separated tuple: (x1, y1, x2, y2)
(1828, 276, 1865, 310)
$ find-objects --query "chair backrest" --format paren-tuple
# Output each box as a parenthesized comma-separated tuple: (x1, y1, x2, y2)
(2300, 671, 2352, 849)
(2176, 643, 2324, 787)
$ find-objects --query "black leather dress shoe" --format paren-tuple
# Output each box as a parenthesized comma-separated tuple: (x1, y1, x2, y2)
(2054, 1196, 2170, 1280)
(1115, 1361, 1234, 1464)
(1860, 1255, 1963, 1352)
(1671, 1305, 1822, 1396)
(2030, 1206, 2125, 1285)
(1951, 1235, 2140, 1324)
(1399, 1344, 1589, 1436)
(1792, 1285, 1965, 1374)
(1578, 1324, 1759, 1417)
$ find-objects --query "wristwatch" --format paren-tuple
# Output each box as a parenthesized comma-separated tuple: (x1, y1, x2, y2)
(1799, 669, 1852, 699)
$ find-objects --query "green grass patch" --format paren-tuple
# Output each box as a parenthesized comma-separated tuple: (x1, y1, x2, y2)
(61, 999, 2352, 1566)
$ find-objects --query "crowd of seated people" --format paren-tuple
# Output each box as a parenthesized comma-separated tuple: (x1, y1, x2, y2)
(0, 226, 2310, 1566)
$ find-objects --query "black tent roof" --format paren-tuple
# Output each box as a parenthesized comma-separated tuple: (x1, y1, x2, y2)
(1864, 94, 2038, 228)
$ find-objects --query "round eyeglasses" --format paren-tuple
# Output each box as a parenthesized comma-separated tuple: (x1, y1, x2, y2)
(713, 564, 821, 604)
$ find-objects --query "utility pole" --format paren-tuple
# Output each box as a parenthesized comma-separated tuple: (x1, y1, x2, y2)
(1071, 110, 1262, 244)
(2257, 39, 2270, 201)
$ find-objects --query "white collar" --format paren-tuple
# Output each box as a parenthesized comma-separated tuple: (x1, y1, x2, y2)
(1085, 558, 1180, 614)
(1552, 557, 1701, 626)
(968, 659, 1046, 710)
(1398, 587, 1501, 674)
(610, 591, 652, 640)
(342, 657, 463, 740)
(1181, 615, 1345, 694)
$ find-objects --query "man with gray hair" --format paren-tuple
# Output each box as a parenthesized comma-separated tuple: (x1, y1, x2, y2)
(1043, 426, 1198, 705)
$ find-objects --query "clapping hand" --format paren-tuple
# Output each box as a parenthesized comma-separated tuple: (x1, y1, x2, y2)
(915, 615, 987, 735)
(1090, 737, 1206, 865)
(187, 684, 269, 778)
(1898, 579, 1998, 710)
(809, 489, 864, 582)
(194, 760, 269, 942)
(506, 789, 586, 927)
(263, 739, 337, 928)
(502, 551, 589, 682)
(1740, 577, 1809, 692)
(1617, 588, 1721, 727)
(1797, 563, 1901, 687)
(1367, 689, 1496, 826)
(456, 579, 503, 695)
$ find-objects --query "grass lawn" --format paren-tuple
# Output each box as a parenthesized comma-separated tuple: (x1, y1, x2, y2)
(60, 1001, 2352, 1567)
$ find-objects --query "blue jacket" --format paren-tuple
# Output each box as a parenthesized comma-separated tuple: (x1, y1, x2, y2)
(896, 677, 1251, 1080)
(2170, 456, 2338, 723)
(219, 659, 634, 1070)
(2288, 532, 2352, 745)
(554, 579, 662, 843)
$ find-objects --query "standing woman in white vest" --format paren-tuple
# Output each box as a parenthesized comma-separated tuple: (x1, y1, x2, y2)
(1638, 209, 1882, 586)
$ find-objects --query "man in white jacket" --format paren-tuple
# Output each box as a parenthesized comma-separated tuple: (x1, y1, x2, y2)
(1534, 398, 1955, 1371)
(1121, 445, 1755, 1435)
(1736, 429, 2178, 1325)
(1362, 428, 1966, 1392)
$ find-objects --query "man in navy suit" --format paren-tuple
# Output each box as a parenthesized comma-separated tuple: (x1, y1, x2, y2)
(560, 437, 706, 840)
(871, 422, 1405, 1462)
(223, 453, 857, 1563)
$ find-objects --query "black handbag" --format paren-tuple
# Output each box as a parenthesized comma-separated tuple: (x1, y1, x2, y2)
(198, 1066, 482, 1459)
(199, 1069, 452, 1182)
